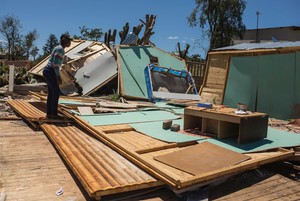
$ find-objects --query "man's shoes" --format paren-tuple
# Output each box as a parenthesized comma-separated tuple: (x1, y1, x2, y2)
(46, 114, 64, 120)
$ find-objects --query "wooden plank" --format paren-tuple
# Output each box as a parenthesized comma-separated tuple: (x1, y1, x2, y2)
(209, 170, 300, 201)
(223, 175, 299, 200)
(153, 142, 251, 175)
(95, 124, 134, 133)
(97, 101, 138, 109)
(78, 106, 94, 115)
(136, 141, 198, 154)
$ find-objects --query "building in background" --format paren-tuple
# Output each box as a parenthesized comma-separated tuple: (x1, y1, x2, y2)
(232, 26, 300, 44)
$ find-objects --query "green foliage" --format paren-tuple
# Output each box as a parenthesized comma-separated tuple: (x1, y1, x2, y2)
(24, 29, 38, 60)
(0, 65, 9, 86)
(0, 65, 9, 75)
(188, 0, 246, 50)
(30, 46, 39, 61)
(186, 54, 204, 62)
(77, 26, 103, 41)
(42, 34, 59, 56)
(110, 89, 119, 102)
(0, 65, 37, 87)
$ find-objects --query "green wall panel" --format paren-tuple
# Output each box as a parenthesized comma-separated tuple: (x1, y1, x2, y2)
(130, 119, 204, 143)
(294, 51, 300, 118)
(80, 110, 180, 126)
(207, 127, 300, 153)
(223, 56, 258, 111)
(257, 53, 295, 119)
(118, 46, 185, 99)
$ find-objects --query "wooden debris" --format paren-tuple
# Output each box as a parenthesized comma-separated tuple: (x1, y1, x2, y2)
(78, 106, 94, 115)
(170, 124, 180, 132)
(163, 120, 173, 130)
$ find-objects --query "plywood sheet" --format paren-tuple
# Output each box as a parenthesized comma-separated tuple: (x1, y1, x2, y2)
(78, 106, 94, 115)
(154, 141, 251, 175)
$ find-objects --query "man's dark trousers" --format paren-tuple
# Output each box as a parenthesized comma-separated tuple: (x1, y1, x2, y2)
(43, 67, 60, 116)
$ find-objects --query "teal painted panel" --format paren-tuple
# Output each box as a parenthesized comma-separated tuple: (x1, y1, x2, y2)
(80, 110, 180, 126)
(257, 53, 295, 119)
(154, 102, 185, 114)
(119, 46, 185, 99)
(130, 119, 204, 143)
(59, 99, 94, 106)
(206, 127, 300, 153)
(223, 56, 258, 111)
(294, 51, 300, 117)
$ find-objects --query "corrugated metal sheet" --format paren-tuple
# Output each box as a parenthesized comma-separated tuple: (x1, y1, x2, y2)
(41, 123, 159, 197)
(7, 100, 46, 120)
(214, 41, 300, 51)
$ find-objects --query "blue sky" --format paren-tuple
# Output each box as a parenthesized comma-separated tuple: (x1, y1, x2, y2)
(1, 0, 300, 58)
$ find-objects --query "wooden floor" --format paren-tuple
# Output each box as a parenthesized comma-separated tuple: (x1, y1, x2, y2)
(0, 120, 92, 201)
(209, 166, 300, 201)
(1, 104, 300, 201)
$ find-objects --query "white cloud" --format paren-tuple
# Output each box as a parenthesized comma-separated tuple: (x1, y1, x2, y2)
(168, 36, 179, 40)
(0, 39, 7, 44)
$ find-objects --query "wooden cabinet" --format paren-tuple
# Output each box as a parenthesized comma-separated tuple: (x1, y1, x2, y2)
(184, 106, 268, 144)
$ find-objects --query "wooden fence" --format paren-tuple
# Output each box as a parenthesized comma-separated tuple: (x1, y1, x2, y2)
(186, 61, 206, 90)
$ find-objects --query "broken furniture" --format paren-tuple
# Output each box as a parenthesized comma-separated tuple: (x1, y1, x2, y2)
(184, 106, 268, 144)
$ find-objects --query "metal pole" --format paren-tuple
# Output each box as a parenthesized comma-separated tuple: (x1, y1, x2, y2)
(256, 11, 260, 43)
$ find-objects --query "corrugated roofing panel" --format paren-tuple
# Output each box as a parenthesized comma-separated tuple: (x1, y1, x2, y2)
(7, 100, 45, 120)
(41, 123, 160, 197)
(214, 41, 300, 51)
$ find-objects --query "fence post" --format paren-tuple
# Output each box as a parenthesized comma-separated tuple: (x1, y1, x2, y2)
(8, 64, 15, 92)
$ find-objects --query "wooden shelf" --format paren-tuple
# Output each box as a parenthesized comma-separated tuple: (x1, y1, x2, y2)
(184, 106, 268, 144)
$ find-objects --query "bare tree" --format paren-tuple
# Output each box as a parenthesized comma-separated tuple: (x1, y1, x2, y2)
(0, 14, 22, 60)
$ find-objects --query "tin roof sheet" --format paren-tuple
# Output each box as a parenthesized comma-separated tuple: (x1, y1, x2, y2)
(214, 41, 300, 51)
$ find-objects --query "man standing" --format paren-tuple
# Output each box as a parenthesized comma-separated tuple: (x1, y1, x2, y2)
(43, 34, 72, 119)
